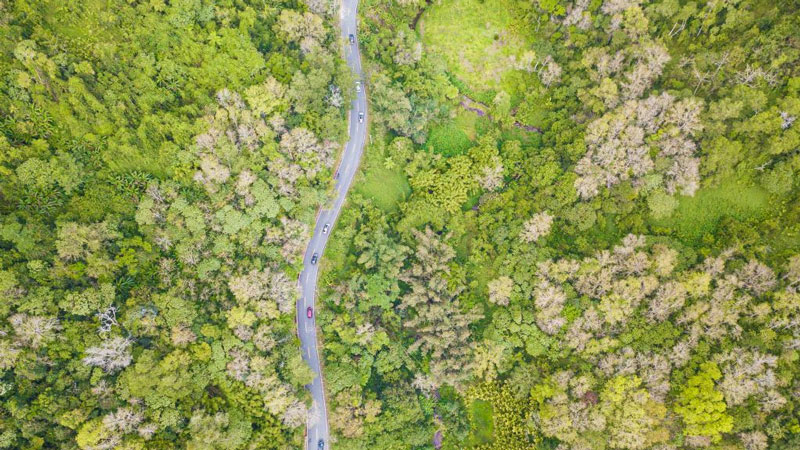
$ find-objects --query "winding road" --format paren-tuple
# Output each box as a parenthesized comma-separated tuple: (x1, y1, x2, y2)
(297, 0, 366, 448)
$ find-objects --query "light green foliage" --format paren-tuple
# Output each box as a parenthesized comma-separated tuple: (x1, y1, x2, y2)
(0, 270, 18, 295)
(59, 283, 114, 316)
(468, 399, 494, 445)
(354, 140, 411, 212)
(7, 0, 796, 447)
(426, 121, 474, 156)
(600, 376, 668, 449)
(226, 306, 258, 329)
(647, 190, 678, 219)
(761, 162, 795, 196)
(536, 0, 565, 16)
(0, 0, 345, 446)
(466, 384, 537, 449)
(409, 155, 477, 214)
(75, 419, 112, 450)
(651, 177, 770, 242)
(421, 0, 534, 95)
(118, 350, 200, 409)
(324, 3, 800, 447)
(285, 352, 316, 388)
(675, 362, 733, 443)
(186, 411, 252, 450)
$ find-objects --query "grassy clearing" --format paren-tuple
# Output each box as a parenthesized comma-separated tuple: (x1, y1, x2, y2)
(426, 120, 474, 156)
(468, 398, 495, 446)
(420, 0, 532, 96)
(651, 178, 771, 241)
(353, 141, 411, 212)
(453, 110, 479, 140)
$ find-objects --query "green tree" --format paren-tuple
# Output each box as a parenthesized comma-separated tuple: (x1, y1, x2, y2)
(600, 375, 668, 449)
(675, 362, 733, 443)
(536, 0, 565, 16)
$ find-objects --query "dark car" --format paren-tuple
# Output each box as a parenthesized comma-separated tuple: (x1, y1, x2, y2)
(348, 34, 355, 44)
(322, 223, 330, 234)
(358, 112, 364, 123)
(306, 307, 313, 319)
(318, 439, 324, 449)
(311, 253, 319, 265)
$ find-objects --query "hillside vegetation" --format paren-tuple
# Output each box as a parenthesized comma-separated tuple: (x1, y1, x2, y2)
(0, 0, 349, 447)
(321, 0, 800, 449)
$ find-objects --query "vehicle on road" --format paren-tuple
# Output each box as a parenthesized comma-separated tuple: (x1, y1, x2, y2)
(299, 0, 366, 443)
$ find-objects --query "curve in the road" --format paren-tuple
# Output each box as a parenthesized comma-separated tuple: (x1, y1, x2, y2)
(296, 0, 366, 448)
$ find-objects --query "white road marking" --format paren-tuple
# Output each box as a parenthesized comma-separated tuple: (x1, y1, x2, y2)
(301, 2, 365, 447)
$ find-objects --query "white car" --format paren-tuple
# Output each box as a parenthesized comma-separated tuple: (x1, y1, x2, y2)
(322, 223, 330, 234)
(358, 112, 364, 123)
(355, 81, 361, 92)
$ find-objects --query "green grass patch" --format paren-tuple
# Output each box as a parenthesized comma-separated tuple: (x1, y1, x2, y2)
(454, 110, 479, 140)
(651, 178, 771, 242)
(501, 124, 542, 147)
(356, 165, 409, 212)
(468, 398, 495, 446)
(426, 121, 474, 156)
(353, 142, 411, 212)
(420, 0, 534, 97)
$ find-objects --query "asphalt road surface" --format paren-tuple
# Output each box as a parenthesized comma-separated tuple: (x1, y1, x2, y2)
(297, 0, 365, 448)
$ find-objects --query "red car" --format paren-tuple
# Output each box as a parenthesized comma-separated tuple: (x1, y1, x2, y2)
(306, 307, 313, 319)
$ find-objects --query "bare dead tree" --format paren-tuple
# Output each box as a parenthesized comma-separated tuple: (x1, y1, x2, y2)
(97, 306, 118, 334)
(668, 18, 687, 38)
(83, 336, 133, 373)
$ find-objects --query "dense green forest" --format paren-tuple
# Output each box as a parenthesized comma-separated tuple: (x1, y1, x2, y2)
(3, 0, 800, 449)
(317, 0, 800, 449)
(0, 0, 349, 448)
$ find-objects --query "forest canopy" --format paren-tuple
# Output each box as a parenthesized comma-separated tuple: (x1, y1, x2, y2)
(3, 0, 800, 449)
(317, 0, 800, 449)
(0, 0, 348, 448)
